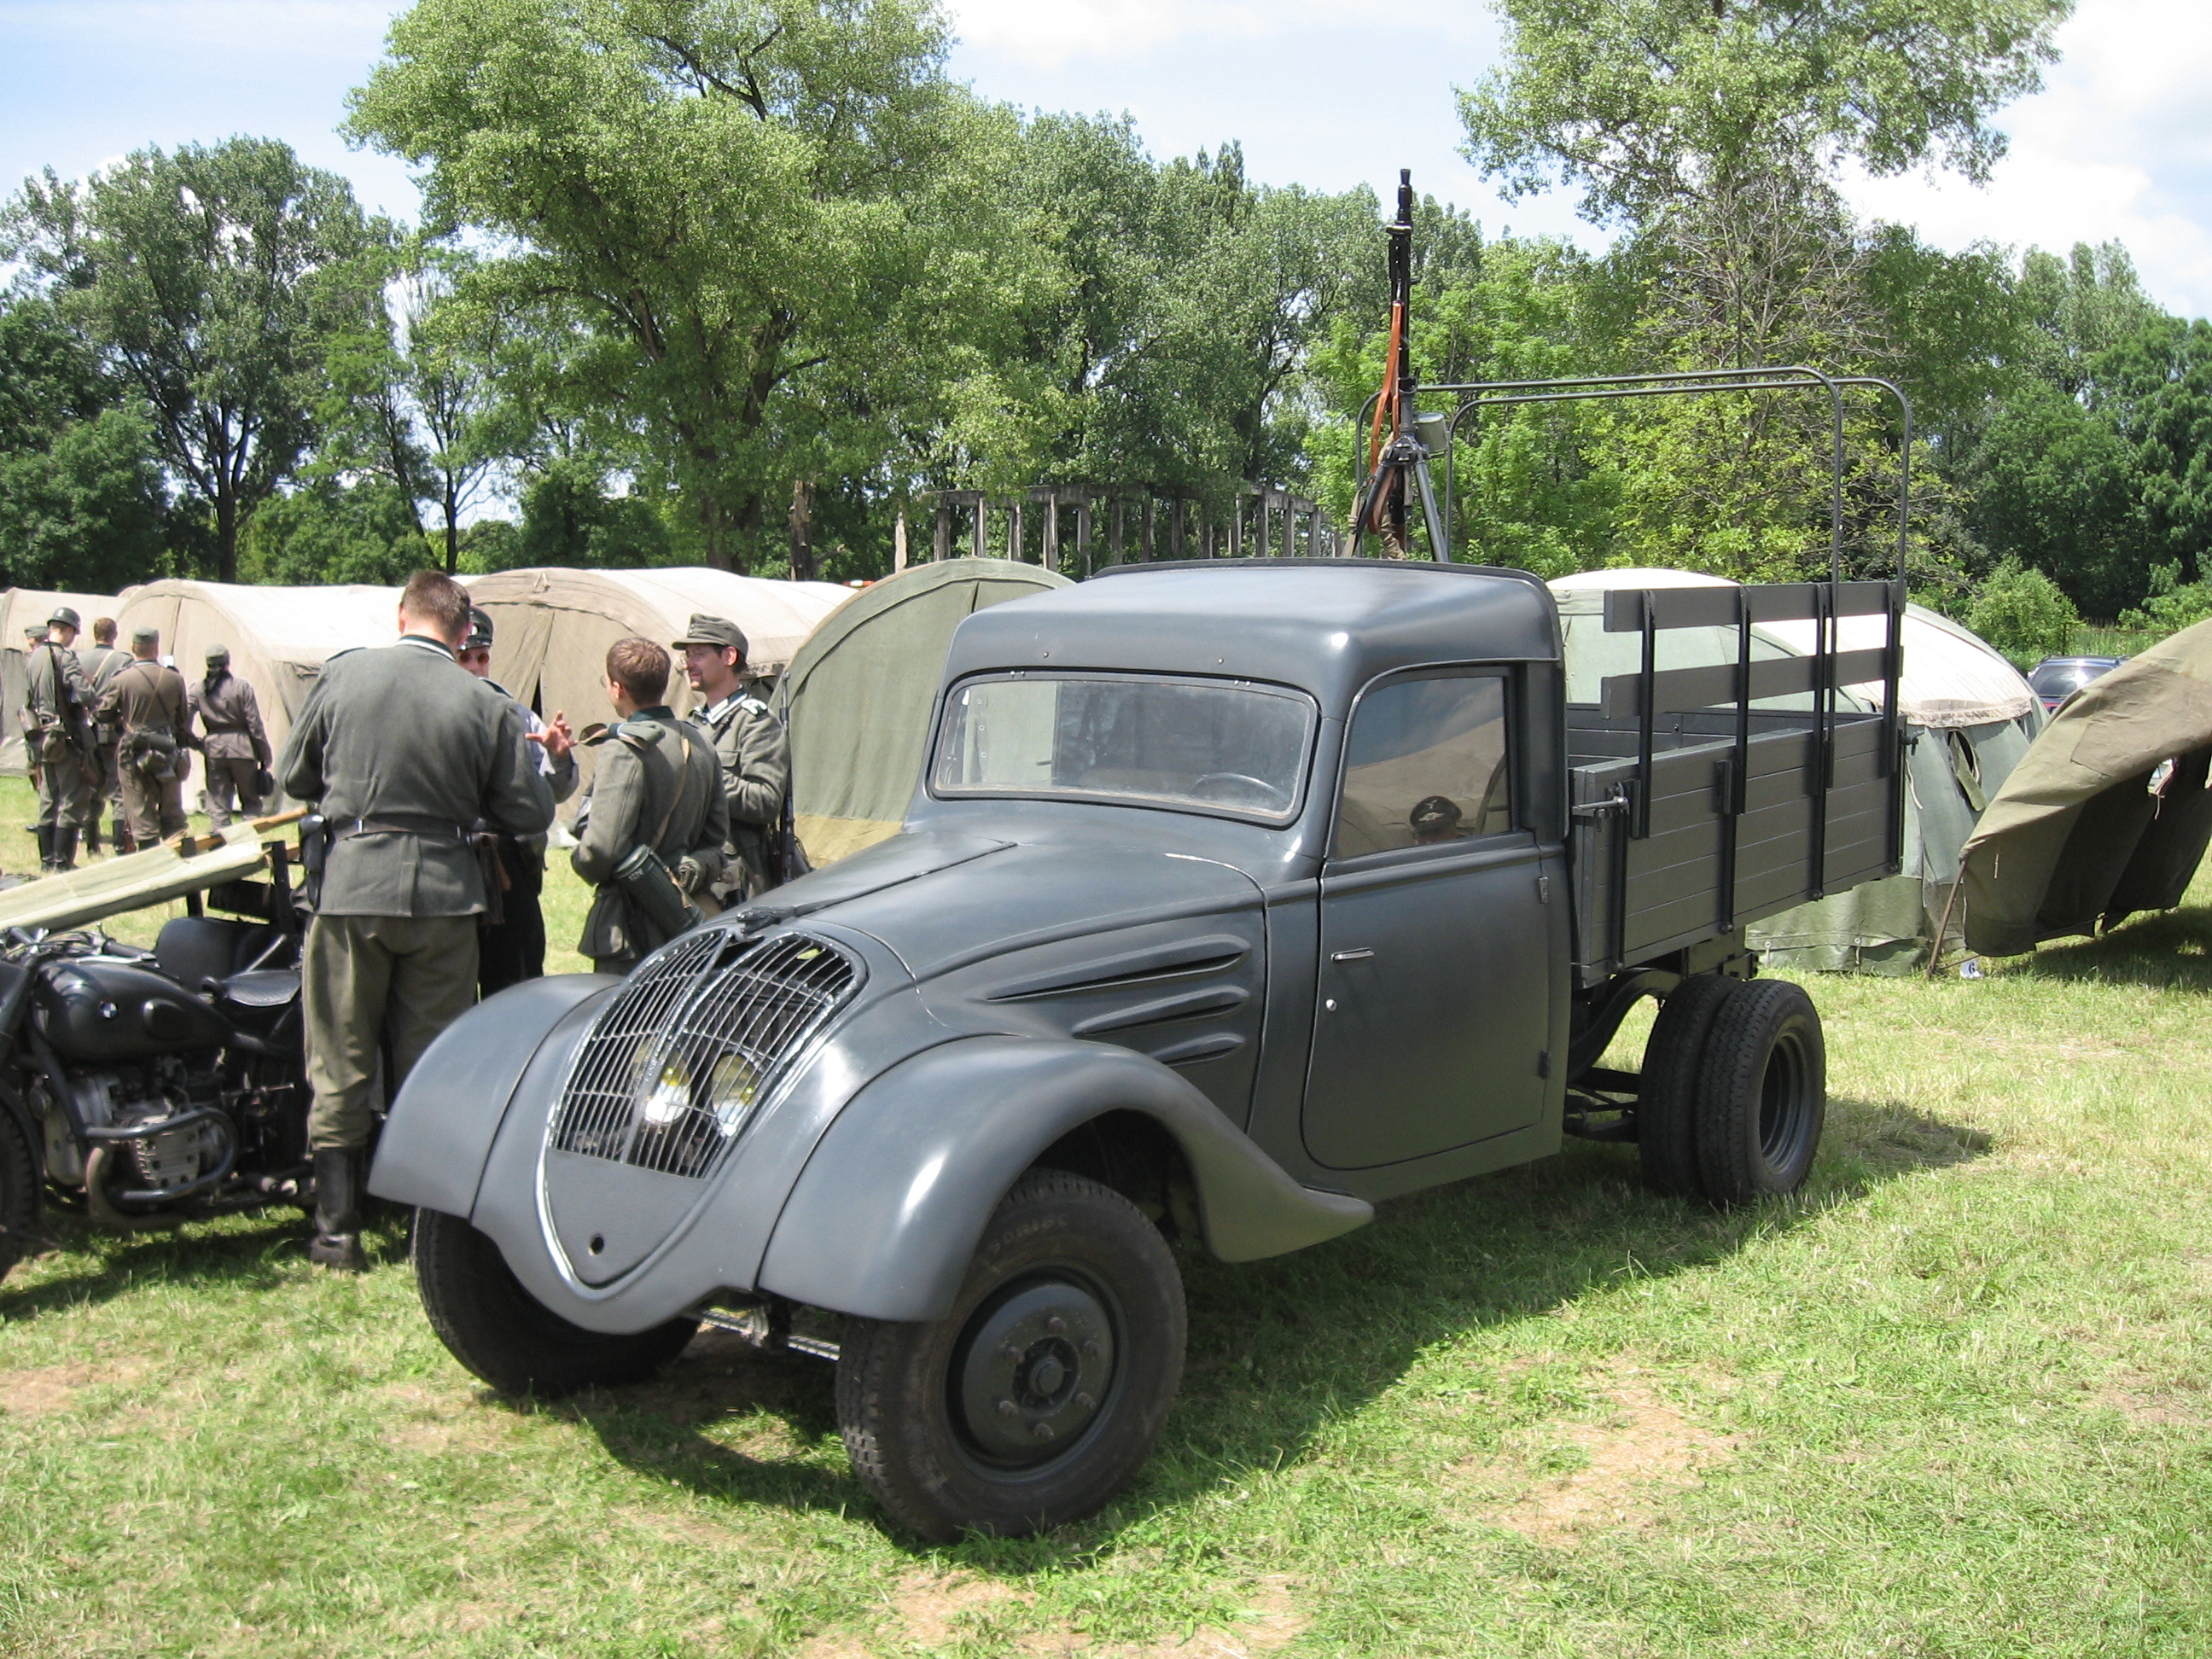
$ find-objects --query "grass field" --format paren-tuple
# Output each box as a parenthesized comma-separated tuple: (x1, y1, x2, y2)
(3, 776, 2209, 1656)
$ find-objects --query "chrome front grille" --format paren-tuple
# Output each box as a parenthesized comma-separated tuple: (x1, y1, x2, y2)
(548, 930, 859, 1181)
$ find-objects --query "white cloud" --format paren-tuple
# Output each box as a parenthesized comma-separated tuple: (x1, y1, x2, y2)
(1840, 0, 2212, 317)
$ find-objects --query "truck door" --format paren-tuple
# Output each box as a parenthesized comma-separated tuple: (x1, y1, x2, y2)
(1303, 669, 1551, 1169)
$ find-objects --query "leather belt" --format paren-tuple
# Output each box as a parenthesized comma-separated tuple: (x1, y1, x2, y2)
(331, 814, 471, 841)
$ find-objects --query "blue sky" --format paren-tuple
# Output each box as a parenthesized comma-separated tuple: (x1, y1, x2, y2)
(2, 0, 2207, 316)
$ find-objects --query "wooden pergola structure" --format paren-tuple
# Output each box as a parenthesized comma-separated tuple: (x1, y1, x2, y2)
(917, 486, 1340, 576)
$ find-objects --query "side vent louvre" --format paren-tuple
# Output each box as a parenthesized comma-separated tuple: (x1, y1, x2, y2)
(986, 934, 1251, 1003)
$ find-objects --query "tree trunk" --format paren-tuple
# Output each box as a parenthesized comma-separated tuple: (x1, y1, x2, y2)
(696, 492, 735, 572)
(215, 491, 238, 585)
(788, 479, 817, 581)
(445, 484, 461, 574)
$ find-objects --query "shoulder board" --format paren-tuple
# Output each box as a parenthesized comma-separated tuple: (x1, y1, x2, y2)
(738, 694, 771, 715)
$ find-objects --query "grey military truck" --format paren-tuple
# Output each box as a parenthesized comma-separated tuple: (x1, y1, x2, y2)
(371, 556, 1903, 1540)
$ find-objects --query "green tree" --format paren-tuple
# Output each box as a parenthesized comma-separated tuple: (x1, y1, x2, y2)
(237, 479, 428, 585)
(348, 0, 989, 572)
(2093, 314, 2212, 582)
(0, 294, 167, 590)
(515, 460, 672, 568)
(321, 237, 509, 571)
(3, 138, 374, 581)
(1965, 555, 2079, 664)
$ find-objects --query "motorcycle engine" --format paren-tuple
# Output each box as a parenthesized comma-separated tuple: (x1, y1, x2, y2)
(44, 1062, 212, 1196)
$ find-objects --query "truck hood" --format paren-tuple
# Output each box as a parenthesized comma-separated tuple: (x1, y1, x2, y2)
(755, 830, 1263, 982)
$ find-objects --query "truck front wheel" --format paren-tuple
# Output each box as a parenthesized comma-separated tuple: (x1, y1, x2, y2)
(835, 1168, 1186, 1541)
(411, 1208, 698, 1396)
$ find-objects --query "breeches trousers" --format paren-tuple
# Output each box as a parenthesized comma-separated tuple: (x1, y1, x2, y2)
(302, 912, 480, 1150)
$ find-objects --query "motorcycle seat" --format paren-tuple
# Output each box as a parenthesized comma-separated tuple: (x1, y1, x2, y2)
(218, 969, 300, 1010)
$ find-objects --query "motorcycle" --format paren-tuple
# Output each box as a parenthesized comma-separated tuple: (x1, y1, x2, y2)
(0, 852, 317, 1283)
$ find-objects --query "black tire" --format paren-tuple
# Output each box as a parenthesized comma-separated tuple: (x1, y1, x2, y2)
(410, 1207, 697, 1397)
(0, 1109, 40, 1284)
(1693, 979, 1825, 1207)
(835, 1168, 1185, 1542)
(1636, 975, 1736, 1199)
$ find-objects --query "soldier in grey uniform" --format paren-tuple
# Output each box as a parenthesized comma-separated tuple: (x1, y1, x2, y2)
(456, 607, 578, 994)
(277, 571, 555, 1271)
(673, 614, 791, 904)
(187, 644, 272, 830)
(96, 626, 194, 847)
(21, 607, 98, 873)
(78, 618, 131, 854)
(571, 637, 726, 974)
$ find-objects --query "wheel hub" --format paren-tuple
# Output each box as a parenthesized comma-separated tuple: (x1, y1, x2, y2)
(955, 1278, 1116, 1465)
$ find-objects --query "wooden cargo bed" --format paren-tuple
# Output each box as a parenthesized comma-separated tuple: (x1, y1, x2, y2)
(1563, 582, 1905, 986)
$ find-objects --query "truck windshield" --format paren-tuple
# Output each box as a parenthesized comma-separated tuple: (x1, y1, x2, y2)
(932, 673, 1315, 823)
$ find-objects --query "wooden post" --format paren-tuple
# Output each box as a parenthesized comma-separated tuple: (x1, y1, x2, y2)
(974, 498, 987, 560)
(1142, 498, 1155, 562)
(1010, 498, 1023, 562)
(894, 506, 909, 573)
(1075, 497, 1091, 576)
(1041, 492, 1059, 572)
(934, 496, 950, 562)
(1111, 498, 1125, 564)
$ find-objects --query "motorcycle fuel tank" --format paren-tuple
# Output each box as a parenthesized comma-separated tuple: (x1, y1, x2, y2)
(33, 959, 235, 1062)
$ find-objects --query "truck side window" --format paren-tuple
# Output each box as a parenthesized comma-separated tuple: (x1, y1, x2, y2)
(1334, 673, 1511, 859)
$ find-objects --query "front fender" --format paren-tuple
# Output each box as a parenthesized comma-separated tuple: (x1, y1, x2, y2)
(757, 1034, 1372, 1322)
(368, 973, 620, 1219)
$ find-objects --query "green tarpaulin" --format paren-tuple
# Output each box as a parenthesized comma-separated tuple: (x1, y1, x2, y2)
(777, 558, 1068, 864)
(1962, 617, 2212, 957)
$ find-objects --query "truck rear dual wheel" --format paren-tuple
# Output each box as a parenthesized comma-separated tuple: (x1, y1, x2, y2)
(835, 1168, 1186, 1543)
(411, 1207, 698, 1396)
(1638, 977, 1825, 1208)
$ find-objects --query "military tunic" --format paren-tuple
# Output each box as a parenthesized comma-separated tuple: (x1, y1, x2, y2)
(571, 707, 727, 971)
(277, 634, 556, 1149)
(21, 640, 96, 846)
(690, 687, 790, 902)
(95, 657, 192, 844)
(477, 682, 580, 997)
(188, 667, 272, 829)
(79, 643, 131, 843)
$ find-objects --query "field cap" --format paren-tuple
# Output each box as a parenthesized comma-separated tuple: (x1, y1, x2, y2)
(207, 643, 231, 666)
(463, 607, 494, 652)
(131, 624, 160, 649)
(672, 614, 748, 660)
(47, 606, 80, 631)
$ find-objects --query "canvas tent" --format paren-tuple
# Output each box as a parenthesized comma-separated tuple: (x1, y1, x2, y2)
(1959, 616, 2212, 957)
(469, 568, 852, 804)
(1549, 569, 2044, 972)
(114, 581, 404, 765)
(1, 588, 130, 773)
(776, 557, 1070, 864)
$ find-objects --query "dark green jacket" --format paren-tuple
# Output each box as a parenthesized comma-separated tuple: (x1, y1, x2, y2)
(277, 635, 555, 917)
(572, 708, 729, 962)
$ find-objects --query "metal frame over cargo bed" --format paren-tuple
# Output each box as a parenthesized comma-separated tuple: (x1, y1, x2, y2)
(1356, 365, 1914, 990)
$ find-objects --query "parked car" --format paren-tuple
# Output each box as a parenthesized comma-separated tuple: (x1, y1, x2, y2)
(2027, 655, 2125, 713)
(370, 558, 1906, 1540)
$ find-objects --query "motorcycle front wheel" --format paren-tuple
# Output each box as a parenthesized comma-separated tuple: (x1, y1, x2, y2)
(410, 1208, 696, 1396)
(0, 1109, 38, 1282)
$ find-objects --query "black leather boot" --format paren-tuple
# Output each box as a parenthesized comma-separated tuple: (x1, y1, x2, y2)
(53, 827, 78, 872)
(33, 825, 54, 874)
(84, 820, 102, 856)
(308, 1146, 368, 1272)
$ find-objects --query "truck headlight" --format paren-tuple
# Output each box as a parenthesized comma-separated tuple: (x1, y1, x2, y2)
(640, 1059, 692, 1129)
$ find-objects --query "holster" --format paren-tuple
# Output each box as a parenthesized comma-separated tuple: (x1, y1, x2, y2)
(298, 814, 331, 909)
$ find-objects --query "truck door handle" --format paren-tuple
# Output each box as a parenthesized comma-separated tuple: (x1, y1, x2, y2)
(1330, 948, 1375, 962)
